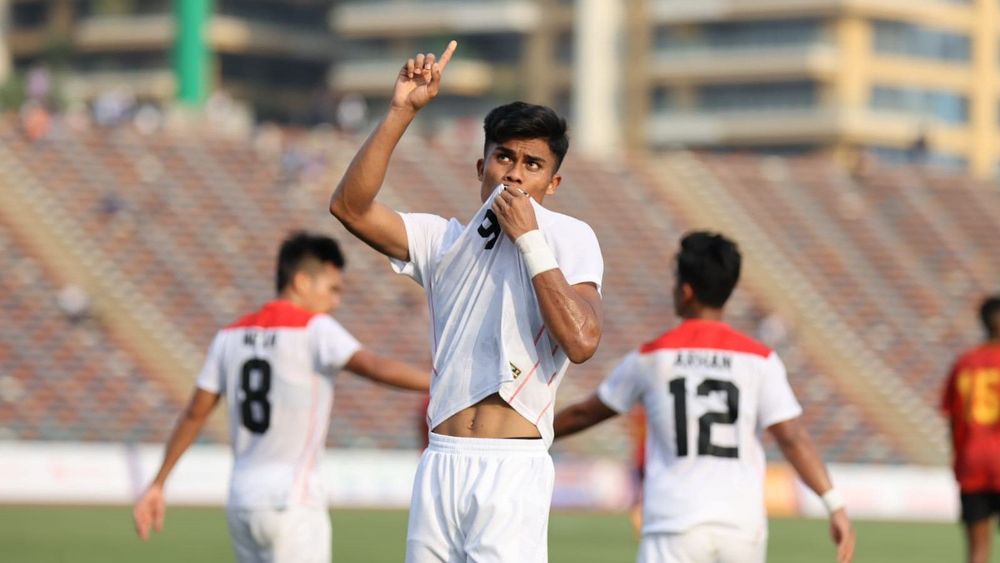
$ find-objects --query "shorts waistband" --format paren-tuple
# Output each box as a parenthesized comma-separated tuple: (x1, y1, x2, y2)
(427, 432, 548, 455)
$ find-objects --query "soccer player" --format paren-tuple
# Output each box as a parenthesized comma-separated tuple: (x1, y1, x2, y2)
(132, 232, 429, 563)
(553, 232, 855, 563)
(942, 295, 1000, 563)
(329, 41, 603, 562)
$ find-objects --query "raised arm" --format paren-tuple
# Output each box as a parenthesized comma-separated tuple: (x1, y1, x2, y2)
(769, 417, 855, 563)
(491, 188, 603, 363)
(133, 388, 220, 540)
(553, 393, 618, 439)
(345, 349, 430, 391)
(329, 41, 458, 261)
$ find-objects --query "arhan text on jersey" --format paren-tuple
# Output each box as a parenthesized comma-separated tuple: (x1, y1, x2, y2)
(674, 351, 733, 371)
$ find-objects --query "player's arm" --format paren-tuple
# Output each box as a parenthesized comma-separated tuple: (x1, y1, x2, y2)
(491, 188, 603, 363)
(531, 276, 602, 364)
(133, 388, 220, 541)
(553, 393, 618, 439)
(329, 41, 458, 261)
(768, 417, 855, 563)
(345, 349, 430, 391)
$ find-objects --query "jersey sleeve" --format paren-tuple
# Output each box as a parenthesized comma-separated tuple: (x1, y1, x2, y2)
(195, 332, 226, 394)
(311, 315, 363, 374)
(597, 351, 645, 414)
(758, 352, 803, 428)
(549, 219, 604, 293)
(388, 212, 450, 287)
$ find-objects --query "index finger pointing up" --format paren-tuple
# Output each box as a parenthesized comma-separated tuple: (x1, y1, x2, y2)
(437, 40, 458, 71)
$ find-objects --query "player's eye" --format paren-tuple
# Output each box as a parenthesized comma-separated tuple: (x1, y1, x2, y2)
(526, 161, 541, 171)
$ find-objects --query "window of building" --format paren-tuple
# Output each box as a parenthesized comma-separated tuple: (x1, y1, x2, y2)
(870, 86, 968, 123)
(74, 50, 169, 72)
(697, 81, 818, 112)
(11, 2, 49, 28)
(654, 19, 823, 52)
(868, 145, 967, 170)
(78, 0, 171, 17)
(216, 0, 330, 29)
(220, 54, 328, 89)
(650, 86, 673, 111)
(872, 20, 969, 61)
(556, 31, 574, 64)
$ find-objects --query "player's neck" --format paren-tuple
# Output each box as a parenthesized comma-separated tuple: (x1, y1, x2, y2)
(681, 307, 724, 322)
(276, 292, 307, 310)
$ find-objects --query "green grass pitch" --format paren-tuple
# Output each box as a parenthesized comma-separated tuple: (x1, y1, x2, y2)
(0, 505, 969, 562)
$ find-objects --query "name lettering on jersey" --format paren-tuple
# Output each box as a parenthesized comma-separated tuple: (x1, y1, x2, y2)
(674, 351, 732, 371)
(509, 361, 523, 379)
(243, 331, 277, 349)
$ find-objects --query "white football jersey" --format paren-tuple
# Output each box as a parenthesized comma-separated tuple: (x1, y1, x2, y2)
(598, 319, 802, 538)
(391, 184, 603, 446)
(196, 300, 361, 509)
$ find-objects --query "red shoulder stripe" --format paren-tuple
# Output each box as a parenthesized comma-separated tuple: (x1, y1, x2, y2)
(640, 321, 771, 358)
(225, 301, 318, 330)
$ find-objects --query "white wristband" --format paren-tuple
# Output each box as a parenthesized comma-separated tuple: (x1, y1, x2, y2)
(821, 488, 846, 514)
(515, 230, 559, 278)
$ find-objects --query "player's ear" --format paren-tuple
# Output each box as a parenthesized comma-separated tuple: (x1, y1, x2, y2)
(545, 174, 561, 196)
(681, 283, 696, 304)
(476, 158, 484, 181)
(291, 270, 312, 295)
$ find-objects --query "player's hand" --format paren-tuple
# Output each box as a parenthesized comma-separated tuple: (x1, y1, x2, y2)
(829, 509, 855, 563)
(391, 41, 458, 113)
(133, 484, 166, 541)
(492, 185, 539, 241)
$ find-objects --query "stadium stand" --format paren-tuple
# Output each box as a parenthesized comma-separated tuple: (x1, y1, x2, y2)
(0, 117, 996, 465)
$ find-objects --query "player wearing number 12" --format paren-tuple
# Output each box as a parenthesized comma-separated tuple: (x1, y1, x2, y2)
(554, 232, 855, 563)
(132, 232, 429, 563)
(941, 295, 1000, 563)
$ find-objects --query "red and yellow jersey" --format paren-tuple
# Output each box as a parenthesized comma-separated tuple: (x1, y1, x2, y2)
(942, 343, 1000, 492)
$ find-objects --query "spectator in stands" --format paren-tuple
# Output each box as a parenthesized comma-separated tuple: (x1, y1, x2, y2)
(19, 100, 51, 142)
(942, 295, 1000, 563)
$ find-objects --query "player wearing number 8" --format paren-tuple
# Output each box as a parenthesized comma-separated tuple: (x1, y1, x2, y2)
(553, 232, 855, 563)
(941, 295, 1000, 563)
(132, 232, 430, 562)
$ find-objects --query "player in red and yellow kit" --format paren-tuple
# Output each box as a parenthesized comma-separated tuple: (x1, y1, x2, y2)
(942, 295, 1000, 563)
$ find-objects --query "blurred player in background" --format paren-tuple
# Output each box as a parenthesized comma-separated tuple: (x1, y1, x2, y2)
(132, 232, 429, 563)
(942, 295, 1000, 563)
(329, 40, 603, 562)
(553, 231, 854, 563)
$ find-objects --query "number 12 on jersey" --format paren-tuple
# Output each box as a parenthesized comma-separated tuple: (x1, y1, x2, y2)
(668, 377, 740, 458)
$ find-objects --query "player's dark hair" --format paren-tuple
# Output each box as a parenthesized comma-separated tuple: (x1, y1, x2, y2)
(980, 295, 1000, 338)
(676, 231, 742, 308)
(276, 231, 345, 293)
(483, 101, 569, 171)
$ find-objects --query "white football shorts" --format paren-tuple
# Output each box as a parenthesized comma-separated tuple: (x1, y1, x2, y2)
(225, 506, 330, 563)
(405, 432, 554, 563)
(637, 525, 766, 563)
